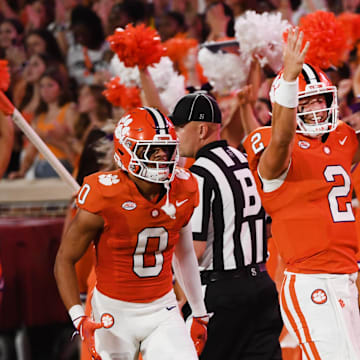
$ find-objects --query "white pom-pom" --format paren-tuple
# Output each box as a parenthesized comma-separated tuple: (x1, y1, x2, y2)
(198, 47, 249, 95)
(109, 55, 141, 87)
(149, 57, 186, 112)
(235, 10, 290, 72)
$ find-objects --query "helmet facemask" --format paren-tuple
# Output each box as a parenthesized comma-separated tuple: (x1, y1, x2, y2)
(124, 135, 179, 184)
(296, 83, 338, 137)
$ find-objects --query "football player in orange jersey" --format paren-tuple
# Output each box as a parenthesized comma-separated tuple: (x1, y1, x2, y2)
(54, 107, 209, 360)
(243, 29, 360, 359)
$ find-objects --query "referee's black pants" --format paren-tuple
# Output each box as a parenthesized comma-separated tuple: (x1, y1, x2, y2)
(200, 268, 283, 360)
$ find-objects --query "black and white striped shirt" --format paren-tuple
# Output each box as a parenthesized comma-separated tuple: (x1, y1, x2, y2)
(190, 140, 267, 271)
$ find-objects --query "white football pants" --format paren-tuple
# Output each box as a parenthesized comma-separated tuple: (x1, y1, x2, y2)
(280, 271, 360, 360)
(91, 287, 198, 360)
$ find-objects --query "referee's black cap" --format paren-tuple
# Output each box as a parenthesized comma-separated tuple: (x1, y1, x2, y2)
(169, 92, 222, 126)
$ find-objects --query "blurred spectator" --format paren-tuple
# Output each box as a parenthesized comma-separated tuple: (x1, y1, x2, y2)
(254, 97, 272, 126)
(328, 0, 360, 13)
(291, 0, 328, 24)
(0, 0, 19, 19)
(5, 53, 62, 176)
(152, 0, 172, 18)
(92, 0, 116, 34)
(66, 5, 110, 86)
(25, 28, 64, 62)
(0, 18, 23, 50)
(9, 66, 78, 179)
(15, 53, 63, 122)
(187, 14, 208, 43)
(204, 1, 235, 41)
(74, 84, 112, 185)
(20, 0, 49, 32)
(106, 0, 148, 35)
(48, 0, 82, 56)
(224, 0, 248, 18)
(0, 18, 26, 90)
(157, 11, 187, 41)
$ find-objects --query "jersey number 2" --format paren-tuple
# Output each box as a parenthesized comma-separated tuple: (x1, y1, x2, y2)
(133, 227, 168, 277)
(324, 165, 355, 222)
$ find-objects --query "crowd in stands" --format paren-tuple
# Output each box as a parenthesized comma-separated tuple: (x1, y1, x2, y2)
(0, 0, 359, 183)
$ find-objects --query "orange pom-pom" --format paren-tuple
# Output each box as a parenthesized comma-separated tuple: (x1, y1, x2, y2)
(298, 11, 349, 69)
(164, 34, 198, 77)
(107, 24, 165, 69)
(0, 60, 10, 92)
(337, 12, 360, 49)
(103, 77, 142, 110)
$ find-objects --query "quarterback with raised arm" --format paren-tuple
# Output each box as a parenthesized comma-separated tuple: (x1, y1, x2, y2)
(243, 29, 360, 359)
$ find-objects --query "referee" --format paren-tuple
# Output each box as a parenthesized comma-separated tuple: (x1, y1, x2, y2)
(170, 92, 283, 360)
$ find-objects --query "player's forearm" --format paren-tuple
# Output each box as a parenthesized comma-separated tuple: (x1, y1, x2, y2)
(271, 102, 297, 147)
(139, 68, 169, 115)
(258, 103, 296, 180)
(54, 253, 82, 310)
(176, 223, 207, 317)
(176, 253, 206, 316)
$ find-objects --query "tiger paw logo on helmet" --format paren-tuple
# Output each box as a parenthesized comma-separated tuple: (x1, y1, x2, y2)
(114, 114, 133, 142)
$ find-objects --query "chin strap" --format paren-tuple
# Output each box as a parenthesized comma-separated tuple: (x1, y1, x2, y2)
(161, 182, 176, 219)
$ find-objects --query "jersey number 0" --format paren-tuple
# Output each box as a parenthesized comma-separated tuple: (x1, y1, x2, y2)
(133, 227, 168, 277)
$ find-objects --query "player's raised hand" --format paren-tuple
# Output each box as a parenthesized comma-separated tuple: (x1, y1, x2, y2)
(283, 28, 310, 82)
(77, 316, 103, 360)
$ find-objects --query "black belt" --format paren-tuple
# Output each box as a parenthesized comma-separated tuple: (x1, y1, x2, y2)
(200, 263, 267, 285)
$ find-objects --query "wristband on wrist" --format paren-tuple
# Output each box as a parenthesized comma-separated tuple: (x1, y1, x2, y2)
(274, 77, 298, 108)
(69, 304, 85, 329)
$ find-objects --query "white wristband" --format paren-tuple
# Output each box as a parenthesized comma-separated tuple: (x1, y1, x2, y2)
(69, 304, 85, 328)
(274, 77, 298, 108)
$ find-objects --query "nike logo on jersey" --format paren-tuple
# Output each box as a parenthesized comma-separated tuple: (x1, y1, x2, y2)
(176, 199, 189, 207)
(166, 306, 176, 311)
(339, 136, 347, 145)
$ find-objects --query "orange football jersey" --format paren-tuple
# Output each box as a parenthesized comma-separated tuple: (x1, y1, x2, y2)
(243, 121, 359, 274)
(76, 167, 199, 303)
(350, 163, 360, 263)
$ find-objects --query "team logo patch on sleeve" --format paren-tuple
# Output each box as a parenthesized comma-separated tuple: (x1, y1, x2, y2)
(311, 289, 327, 304)
(101, 313, 115, 328)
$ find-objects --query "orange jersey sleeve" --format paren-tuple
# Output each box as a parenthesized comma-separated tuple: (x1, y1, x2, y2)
(351, 163, 360, 264)
(243, 126, 272, 173)
(76, 168, 199, 303)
